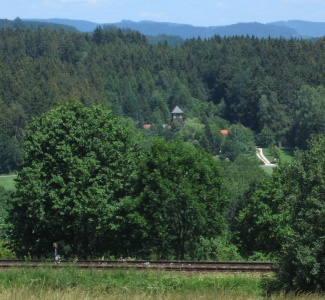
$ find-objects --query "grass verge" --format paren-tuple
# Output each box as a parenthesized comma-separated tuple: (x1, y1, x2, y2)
(0, 266, 324, 299)
(0, 266, 263, 299)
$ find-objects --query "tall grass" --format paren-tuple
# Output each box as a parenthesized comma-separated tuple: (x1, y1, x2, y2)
(0, 266, 324, 299)
(0, 265, 263, 299)
(1, 287, 325, 300)
(0, 265, 261, 293)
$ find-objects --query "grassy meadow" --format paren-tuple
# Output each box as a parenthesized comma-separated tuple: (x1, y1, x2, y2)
(260, 165, 276, 175)
(0, 266, 323, 300)
(260, 147, 295, 175)
(262, 147, 295, 164)
(0, 175, 16, 191)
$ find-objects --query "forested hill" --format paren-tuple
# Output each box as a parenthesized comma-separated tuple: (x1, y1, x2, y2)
(105, 20, 297, 39)
(25, 18, 99, 32)
(1, 26, 325, 173)
(25, 18, 325, 38)
(269, 20, 325, 38)
(0, 17, 77, 32)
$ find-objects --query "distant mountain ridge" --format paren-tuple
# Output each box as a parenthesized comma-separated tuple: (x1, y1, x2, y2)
(25, 18, 99, 32)
(23, 18, 325, 39)
(0, 17, 77, 32)
(269, 20, 325, 37)
(105, 20, 297, 39)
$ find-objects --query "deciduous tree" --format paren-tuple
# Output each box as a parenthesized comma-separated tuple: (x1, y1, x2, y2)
(236, 169, 290, 258)
(293, 85, 325, 149)
(6, 102, 138, 258)
(221, 124, 256, 161)
(277, 134, 325, 292)
(136, 138, 228, 259)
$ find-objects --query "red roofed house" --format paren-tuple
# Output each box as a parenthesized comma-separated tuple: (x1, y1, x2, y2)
(220, 129, 229, 136)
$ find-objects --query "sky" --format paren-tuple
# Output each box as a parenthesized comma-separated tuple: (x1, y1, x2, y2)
(1, 0, 325, 27)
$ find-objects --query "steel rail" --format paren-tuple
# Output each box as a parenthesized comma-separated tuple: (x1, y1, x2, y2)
(0, 259, 275, 273)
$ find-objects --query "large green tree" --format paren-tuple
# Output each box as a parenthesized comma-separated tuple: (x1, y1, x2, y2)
(277, 134, 325, 292)
(236, 169, 290, 258)
(257, 93, 289, 147)
(221, 124, 256, 161)
(221, 156, 268, 235)
(6, 102, 138, 258)
(181, 117, 205, 148)
(135, 138, 228, 260)
(293, 85, 325, 149)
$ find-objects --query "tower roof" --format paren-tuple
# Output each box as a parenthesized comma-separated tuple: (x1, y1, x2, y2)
(171, 106, 183, 114)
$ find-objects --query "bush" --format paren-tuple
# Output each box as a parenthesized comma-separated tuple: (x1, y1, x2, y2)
(193, 236, 243, 261)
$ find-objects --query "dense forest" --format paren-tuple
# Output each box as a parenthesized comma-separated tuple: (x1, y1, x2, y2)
(1, 26, 325, 293)
(1, 26, 325, 172)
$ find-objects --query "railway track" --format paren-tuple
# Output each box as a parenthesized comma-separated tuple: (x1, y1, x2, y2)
(0, 259, 275, 273)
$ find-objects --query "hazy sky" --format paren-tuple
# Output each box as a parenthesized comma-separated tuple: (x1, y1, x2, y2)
(1, 0, 325, 26)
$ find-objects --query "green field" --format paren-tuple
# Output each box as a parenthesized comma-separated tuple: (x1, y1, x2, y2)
(0, 175, 17, 191)
(260, 165, 276, 175)
(262, 147, 295, 164)
(259, 147, 295, 175)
